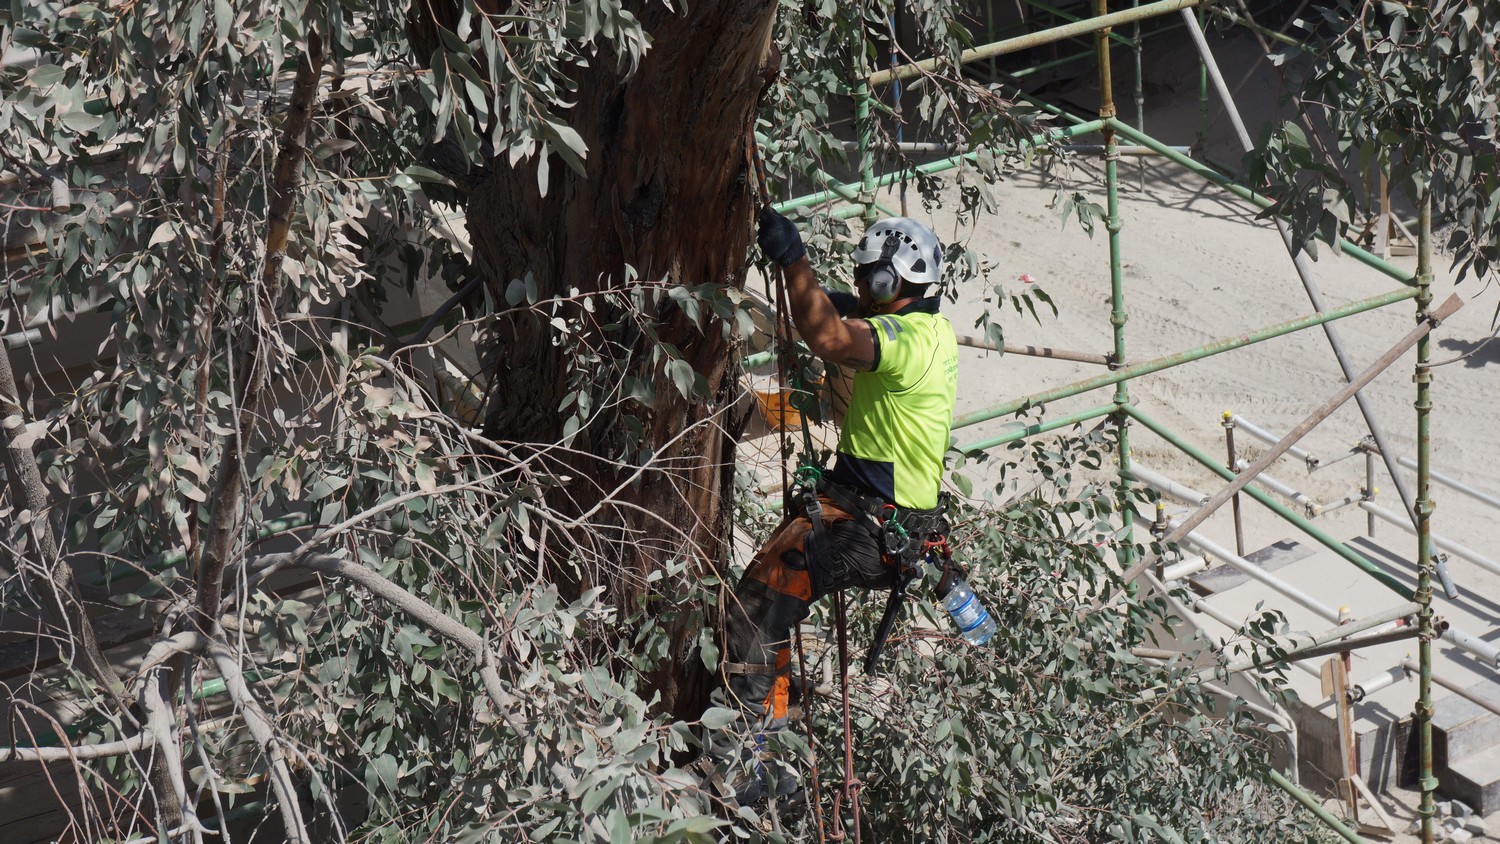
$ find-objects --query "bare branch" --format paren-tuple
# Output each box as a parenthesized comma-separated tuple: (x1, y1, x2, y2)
(0, 330, 131, 713)
(131, 631, 207, 837)
(206, 640, 311, 844)
(0, 732, 154, 763)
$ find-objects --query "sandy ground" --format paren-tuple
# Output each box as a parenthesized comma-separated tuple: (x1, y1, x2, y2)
(739, 29, 1499, 840)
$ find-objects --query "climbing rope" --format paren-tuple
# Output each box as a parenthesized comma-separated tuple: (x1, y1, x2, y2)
(750, 129, 863, 844)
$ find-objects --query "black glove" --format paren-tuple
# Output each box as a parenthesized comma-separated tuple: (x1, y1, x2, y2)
(757, 207, 806, 268)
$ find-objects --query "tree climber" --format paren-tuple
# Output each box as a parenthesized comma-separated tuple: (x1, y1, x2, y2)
(714, 208, 959, 804)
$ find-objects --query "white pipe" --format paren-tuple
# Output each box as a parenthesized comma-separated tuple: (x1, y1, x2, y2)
(1187, 519, 1500, 667)
(1127, 463, 1208, 506)
(1358, 501, 1500, 578)
(1351, 664, 1408, 701)
(1156, 573, 1323, 681)
(1139, 570, 1301, 781)
(1440, 626, 1500, 669)
(1161, 555, 1210, 582)
(1233, 458, 1318, 517)
(1201, 678, 1300, 783)
(1395, 454, 1500, 511)
(1231, 414, 1316, 468)
(3, 328, 42, 349)
(1318, 492, 1364, 515)
(1169, 521, 1343, 621)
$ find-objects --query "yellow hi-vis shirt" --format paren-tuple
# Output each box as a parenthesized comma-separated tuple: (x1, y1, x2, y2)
(829, 299, 958, 510)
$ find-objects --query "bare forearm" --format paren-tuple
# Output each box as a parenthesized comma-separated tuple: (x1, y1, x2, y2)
(780, 258, 874, 370)
(782, 259, 837, 337)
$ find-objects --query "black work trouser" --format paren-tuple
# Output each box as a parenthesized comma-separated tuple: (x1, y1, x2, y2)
(722, 494, 887, 719)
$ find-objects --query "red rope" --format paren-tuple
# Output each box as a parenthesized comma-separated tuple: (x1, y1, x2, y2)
(827, 590, 863, 843)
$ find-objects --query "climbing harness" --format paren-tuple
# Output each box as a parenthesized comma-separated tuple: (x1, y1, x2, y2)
(743, 27, 946, 828)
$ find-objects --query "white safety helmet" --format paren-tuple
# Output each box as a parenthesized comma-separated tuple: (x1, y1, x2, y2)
(852, 217, 943, 304)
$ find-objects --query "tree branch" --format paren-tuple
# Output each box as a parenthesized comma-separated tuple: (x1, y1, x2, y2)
(243, 551, 594, 798)
(197, 28, 326, 626)
(206, 641, 311, 844)
(0, 331, 131, 713)
(0, 732, 154, 763)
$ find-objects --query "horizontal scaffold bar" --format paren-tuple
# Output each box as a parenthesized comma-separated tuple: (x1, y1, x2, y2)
(868, 0, 1204, 86)
(1103, 118, 1417, 285)
(956, 402, 1115, 453)
(953, 284, 1418, 430)
(773, 120, 1106, 214)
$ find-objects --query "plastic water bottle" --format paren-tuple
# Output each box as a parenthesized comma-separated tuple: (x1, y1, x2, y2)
(942, 576, 996, 646)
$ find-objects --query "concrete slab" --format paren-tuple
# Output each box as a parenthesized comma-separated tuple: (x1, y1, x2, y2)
(1447, 743, 1500, 816)
(1433, 680, 1500, 765)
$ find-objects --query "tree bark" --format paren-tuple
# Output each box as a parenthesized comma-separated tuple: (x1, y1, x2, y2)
(197, 30, 325, 627)
(413, 1, 778, 717)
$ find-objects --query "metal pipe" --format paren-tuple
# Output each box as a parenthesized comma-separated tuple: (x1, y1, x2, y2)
(1350, 664, 1408, 702)
(956, 402, 1115, 453)
(1020, 0, 1138, 46)
(840, 140, 963, 154)
(1140, 569, 1302, 782)
(1097, 0, 1136, 573)
(1196, 8, 1208, 154)
(1403, 659, 1500, 719)
(1234, 458, 1318, 517)
(1281, 626, 1421, 664)
(774, 121, 1106, 214)
(954, 285, 1418, 430)
(1174, 15, 1439, 603)
(1132, 0, 1144, 132)
(1061, 144, 1190, 156)
(1415, 191, 1437, 842)
(1359, 501, 1500, 578)
(1439, 625, 1500, 668)
(1122, 403, 1413, 598)
(1270, 769, 1375, 844)
(1104, 119, 1415, 284)
(1312, 443, 1366, 471)
(1208, 3, 1306, 48)
(761, 133, 898, 217)
(1169, 584, 1327, 681)
(3, 328, 42, 349)
(1319, 491, 1365, 515)
(1230, 415, 1318, 469)
(1133, 293, 1463, 577)
(867, 0, 1205, 86)
(1127, 463, 1208, 506)
(1161, 555, 1210, 581)
(1224, 411, 1245, 555)
(954, 334, 1112, 365)
(1366, 445, 1378, 537)
(1170, 522, 1343, 622)
(1391, 453, 1500, 511)
(1219, 602, 1420, 674)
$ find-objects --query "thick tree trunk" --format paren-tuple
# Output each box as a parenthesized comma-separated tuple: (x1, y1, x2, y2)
(415, 1, 777, 717)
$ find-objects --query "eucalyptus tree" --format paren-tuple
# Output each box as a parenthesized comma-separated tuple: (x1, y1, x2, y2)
(2, 0, 1341, 841)
(1251, 0, 1499, 285)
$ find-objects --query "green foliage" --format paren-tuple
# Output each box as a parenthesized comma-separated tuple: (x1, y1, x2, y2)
(2, 0, 1339, 841)
(1249, 0, 1500, 282)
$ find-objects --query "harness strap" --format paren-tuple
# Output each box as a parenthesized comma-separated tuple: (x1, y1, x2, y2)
(721, 661, 789, 677)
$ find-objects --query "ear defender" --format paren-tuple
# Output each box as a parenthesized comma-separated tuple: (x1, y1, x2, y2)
(867, 263, 901, 304)
(864, 234, 905, 305)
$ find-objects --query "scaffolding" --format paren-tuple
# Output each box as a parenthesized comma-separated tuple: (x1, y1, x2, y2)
(761, 3, 1478, 842)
